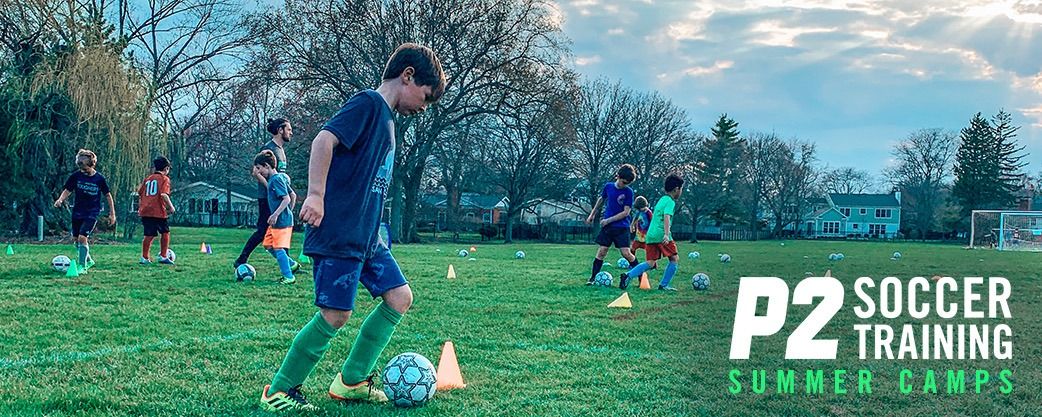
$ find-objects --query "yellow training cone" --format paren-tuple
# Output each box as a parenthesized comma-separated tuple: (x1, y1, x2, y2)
(608, 292, 632, 308)
(435, 340, 466, 390)
(447, 264, 456, 279)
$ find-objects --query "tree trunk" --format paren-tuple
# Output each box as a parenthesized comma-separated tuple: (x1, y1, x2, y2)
(505, 211, 514, 243)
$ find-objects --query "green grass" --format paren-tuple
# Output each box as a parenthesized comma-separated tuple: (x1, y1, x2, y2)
(0, 228, 1038, 416)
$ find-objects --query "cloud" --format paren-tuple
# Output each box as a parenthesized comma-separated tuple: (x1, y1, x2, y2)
(682, 60, 735, 77)
(552, 0, 1042, 174)
(574, 55, 602, 66)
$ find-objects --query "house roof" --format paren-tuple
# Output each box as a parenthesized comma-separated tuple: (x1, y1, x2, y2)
(809, 206, 847, 219)
(423, 193, 508, 210)
(829, 193, 900, 207)
(173, 181, 256, 201)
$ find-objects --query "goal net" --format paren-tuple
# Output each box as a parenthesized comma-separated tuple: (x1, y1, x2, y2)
(970, 210, 1042, 251)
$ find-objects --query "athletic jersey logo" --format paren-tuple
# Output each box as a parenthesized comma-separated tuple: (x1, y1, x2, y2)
(371, 139, 394, 197)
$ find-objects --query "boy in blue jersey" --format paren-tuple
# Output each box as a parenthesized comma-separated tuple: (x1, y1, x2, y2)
(260, 43, 446, 412)
(53, 149, 116, 274)
(585, 164, 639, 285)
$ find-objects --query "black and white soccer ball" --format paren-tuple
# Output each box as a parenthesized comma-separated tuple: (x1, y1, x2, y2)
(691, 273, 710, 291)
(594, 271, 613, 287)
(382, 352, 437, 408)
(236, 263, 256, 281)
(52, 255, 72, 272)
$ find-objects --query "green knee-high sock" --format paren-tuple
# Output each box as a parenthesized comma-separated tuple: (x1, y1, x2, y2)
(270, 312, 339, 393)
(77, 243, 88, 267)
(341, 302, 403, 384)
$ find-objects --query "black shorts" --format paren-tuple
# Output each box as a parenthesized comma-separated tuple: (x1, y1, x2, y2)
(71, 218, 97, 238)
(595, 226, 631, 249)
(141, 217, 170, 237)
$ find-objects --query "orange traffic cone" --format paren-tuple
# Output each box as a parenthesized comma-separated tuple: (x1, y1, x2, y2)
(200, 242, 208, 253)
(469, 246, 477, 253)
(608, 292, 632, 308)
(639, 273, 651, 290)
(436, 340, 466, 390)
(447, 264, 457, 279)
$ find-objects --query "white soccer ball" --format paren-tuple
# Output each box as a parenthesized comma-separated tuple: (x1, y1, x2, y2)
(594, 271, 613, 286)
(52, 255, 72, 272)
(691, 273, 710, 291)
(165, 249, 176, 262)
(719, 254, 731, 263)
(687, 251, 700, 260)
(828, 253, 838, 261)
(892, 251, 902, 259)
(457, 249, 469, 258)
(836, 253, 845, 260)
(515, 250, 525, 259)
(236, 263, 256, 281)
(382, 352, 437, 408)
(616, 257, 628, 269)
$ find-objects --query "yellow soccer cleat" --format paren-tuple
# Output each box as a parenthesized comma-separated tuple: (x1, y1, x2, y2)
(260, 384, 317, 412)
(328, 373, 388, 403)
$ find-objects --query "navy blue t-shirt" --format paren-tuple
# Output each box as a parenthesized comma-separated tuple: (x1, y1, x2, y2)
(267, 173, 294, 229)
(304, 90, 395, 260)
(600, 181, 634, 229)
(63, 171, 110, 220)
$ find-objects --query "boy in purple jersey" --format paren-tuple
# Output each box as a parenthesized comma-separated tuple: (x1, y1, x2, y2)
(585, 164, 639, 285)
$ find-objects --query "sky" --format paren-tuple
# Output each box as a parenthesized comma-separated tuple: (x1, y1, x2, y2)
(550, 0, 1042, 179)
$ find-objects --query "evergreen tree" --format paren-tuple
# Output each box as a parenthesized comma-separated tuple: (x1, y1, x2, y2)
(953, 113, 996, 214)
(992, 109, 1028, 207)
(693, 114, 745, 223)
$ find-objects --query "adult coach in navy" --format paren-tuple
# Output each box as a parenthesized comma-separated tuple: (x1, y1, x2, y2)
(235, 118, 293, 278)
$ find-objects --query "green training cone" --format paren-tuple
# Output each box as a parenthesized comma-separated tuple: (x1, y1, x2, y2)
(65, 259, 80, 277)
(5, 245, 12, 255)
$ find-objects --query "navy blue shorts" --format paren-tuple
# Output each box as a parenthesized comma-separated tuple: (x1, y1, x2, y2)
(595, 226, 631, 249)
(71, 218, 97, 238)
(312, 244, 408, 311)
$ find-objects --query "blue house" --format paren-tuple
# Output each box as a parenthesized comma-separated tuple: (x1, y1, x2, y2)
(791, 192, 902, 238)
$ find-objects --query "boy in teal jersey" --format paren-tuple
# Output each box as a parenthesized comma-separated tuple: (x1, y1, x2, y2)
(620, 173, 684, 291)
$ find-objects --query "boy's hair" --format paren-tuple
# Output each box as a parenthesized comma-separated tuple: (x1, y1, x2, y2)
(383, 43, 447, 103)
(616, 164, 637, 183)
(266, 118, 289, 135)
(76, 149, 97, 169)
(634, 196, 649, 210)
(664, 173, 685, 193)
(153, 156, 171, 172)
(254, 150, 277, 168)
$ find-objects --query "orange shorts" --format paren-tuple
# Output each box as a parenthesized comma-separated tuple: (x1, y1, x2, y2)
(645, 241, 678, 261)
(263, 227, 292, 249)
(631, 240, 646, 251)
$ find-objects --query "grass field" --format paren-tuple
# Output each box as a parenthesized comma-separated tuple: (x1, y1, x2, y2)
(0, 228, 1039, 416)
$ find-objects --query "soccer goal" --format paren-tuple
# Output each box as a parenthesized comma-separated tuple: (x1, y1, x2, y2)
(970, 210, 1042, 251)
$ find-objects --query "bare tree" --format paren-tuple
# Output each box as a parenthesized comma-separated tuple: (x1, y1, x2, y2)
(762, 140, 819, 237)
(885, 129, 957, 239)
(261, 0, 567, 242)
(821, 167, 875, 194)
(739, 132, 786, 239)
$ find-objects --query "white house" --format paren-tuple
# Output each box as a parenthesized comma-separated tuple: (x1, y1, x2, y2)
(163, 181, 258, 226)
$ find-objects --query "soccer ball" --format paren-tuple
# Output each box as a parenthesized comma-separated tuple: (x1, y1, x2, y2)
(828, 253, 838, 261)
(687, 251, 700, 260)
(515, 250, 525, 259)
(594, 271, 613, 286)
(616, 257, 628, 269)
(236, 263, 256, 281)
(457, 249, 469, 258)
(52, 255, 72, 272)
(892, 251, 902, 259)
(165, 249, 176, 262)
(836, 253, 845, 260)
(719, 254, 731, 263)
(382, 352, 437, 408)
(691, 273, 710, 291)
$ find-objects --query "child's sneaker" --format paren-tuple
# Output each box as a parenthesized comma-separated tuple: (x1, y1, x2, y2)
(260, 384, 317, 412)
(158, 256, 174, 265)
(618, 272, 631, 290)
(85, 257, 95, 270)
(140, 257, 152, 265)
(328, 373, 388, 403)
(585, 278, 595, 286)
(658, 285, 677, 291)
(279, 276, 296, 285)
(291, 260, 301, 274)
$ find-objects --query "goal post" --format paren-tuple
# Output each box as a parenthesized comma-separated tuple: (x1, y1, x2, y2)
(970, 210, 1042, 251)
